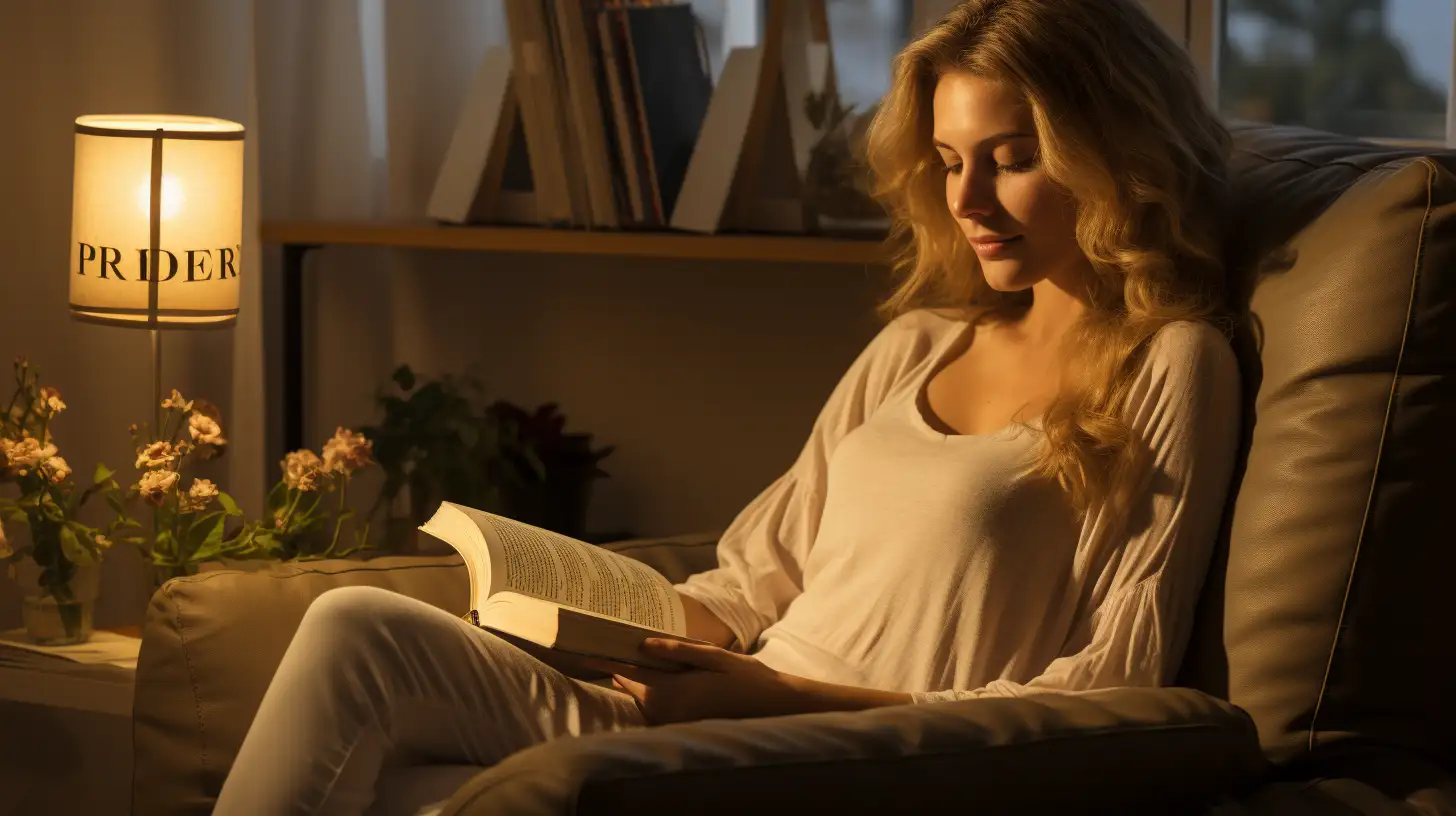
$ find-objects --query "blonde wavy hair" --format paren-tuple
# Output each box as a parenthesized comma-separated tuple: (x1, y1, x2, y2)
(864, 0, 1231, 521)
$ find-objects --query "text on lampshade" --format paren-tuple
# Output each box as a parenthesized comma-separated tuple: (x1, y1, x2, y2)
(74, 243, 240, 282)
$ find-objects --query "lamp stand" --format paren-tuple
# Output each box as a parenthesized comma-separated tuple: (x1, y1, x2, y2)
(151, 327, 162, 432)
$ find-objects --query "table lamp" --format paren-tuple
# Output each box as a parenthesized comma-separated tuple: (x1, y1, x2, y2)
(68, 114, 245, 427)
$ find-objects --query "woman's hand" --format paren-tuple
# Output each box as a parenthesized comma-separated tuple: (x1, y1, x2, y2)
(611, 638, 808, 724)
(612, 638, 915, 724)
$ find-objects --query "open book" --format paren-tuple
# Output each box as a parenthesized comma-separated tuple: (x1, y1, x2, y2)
(420, 502, 706, 673)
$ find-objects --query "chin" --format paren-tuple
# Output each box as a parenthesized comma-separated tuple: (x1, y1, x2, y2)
(979, 261, 1037, 293)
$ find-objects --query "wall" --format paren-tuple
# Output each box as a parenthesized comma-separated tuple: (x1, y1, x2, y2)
(303, 247, 890, 541)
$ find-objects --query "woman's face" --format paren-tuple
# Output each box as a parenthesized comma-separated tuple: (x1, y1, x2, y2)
(933, 72, 1085, 292)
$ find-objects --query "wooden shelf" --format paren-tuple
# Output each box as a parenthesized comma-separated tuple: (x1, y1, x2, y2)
(259, 220, 888, 266)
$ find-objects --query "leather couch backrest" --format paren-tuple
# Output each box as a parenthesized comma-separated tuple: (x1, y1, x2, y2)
(1178, 124, 1456, 770)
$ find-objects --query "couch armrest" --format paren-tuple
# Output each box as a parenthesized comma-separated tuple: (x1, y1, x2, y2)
(132, 555, 468, 816)
(442, 686, 1267, 816)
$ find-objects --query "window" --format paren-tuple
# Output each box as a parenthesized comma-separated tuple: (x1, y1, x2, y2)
(826, 0, 915, 111)
(690, 0, 914, 110)
(1174, 0, 1456, 144)
(1219, 0, 1452, 142)
(689, 0, 761, 83)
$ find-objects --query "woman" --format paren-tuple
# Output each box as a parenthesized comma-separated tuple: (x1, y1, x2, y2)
(215, 0, 1240, 812)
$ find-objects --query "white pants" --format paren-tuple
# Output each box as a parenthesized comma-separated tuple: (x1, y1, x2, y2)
(213, 585, 646, 815)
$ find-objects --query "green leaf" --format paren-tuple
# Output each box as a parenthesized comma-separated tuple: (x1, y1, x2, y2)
(391, 364, 416, 391)
(106, 491, 127, 516)
(252, 532, 281, 554)
(217, 492, 242, 517)
(59, 526, 94, 566)
(188, 513, 230, 563)
(93, 463, 114, 484)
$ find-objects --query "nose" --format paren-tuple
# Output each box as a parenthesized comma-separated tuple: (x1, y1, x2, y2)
(950, 167, 997, 219)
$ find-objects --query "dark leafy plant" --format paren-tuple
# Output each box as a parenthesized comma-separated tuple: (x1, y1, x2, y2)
(483, 401, 616, 537)
(360, 365, 614, 541)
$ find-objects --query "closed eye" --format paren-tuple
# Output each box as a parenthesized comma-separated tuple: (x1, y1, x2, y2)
(995, 158, 1036, 174)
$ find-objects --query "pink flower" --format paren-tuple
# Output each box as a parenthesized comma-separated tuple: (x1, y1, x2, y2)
(39, 386, 65, 416)
(94, 534, 112, 549)
(42, 455, 71, 484)
(181, 478, 219, 512)
(137, 469, 180, 506)
(2, 437, 58, 474)
(321, 427, 373, 475)
(135, 440, 176, 470)
(160, 389, 191, 411)
(188, 413, 226, 447)
(282, 449, 323, 491)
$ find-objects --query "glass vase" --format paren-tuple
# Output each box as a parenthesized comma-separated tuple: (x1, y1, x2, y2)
(13, 557, 100, 646)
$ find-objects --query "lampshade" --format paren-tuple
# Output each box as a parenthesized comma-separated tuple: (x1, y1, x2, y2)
(69, 114, 244, 327)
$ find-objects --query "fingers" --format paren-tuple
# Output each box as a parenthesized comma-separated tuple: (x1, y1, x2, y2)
(610, 662, 675, 685)
(639, 637, 735, 671)
(612, 674, 646, 701)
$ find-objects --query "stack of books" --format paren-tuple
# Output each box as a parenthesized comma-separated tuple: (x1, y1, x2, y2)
(428, 0, 820, 235)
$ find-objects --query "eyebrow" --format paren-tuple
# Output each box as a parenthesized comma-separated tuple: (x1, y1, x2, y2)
(933, 131, 1037, 152)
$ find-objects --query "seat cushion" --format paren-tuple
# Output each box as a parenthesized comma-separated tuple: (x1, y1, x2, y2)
(1179, 124, 1456, 770)
(371, 764, 488, 816)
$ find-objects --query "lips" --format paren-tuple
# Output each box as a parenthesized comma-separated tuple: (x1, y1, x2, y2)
(968, 234, 1023, 259)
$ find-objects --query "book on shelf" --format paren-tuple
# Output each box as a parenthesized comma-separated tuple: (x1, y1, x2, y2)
(428, 0, 829, 235)
(420, 501, 708, 674)
(426, 46, 538, 225)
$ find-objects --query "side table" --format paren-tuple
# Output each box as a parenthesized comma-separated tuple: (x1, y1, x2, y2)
(0, 626, 140, 816)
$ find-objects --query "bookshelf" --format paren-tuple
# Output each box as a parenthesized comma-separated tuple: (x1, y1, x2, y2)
(260, 220, 887, 264)
(261, 219, 889, 459)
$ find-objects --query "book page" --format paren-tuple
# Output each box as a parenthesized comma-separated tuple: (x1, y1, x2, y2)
(463, 506, 685, 635)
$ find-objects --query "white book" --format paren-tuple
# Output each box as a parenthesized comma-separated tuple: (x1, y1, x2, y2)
(426, 47, 517, 224)
(420, 502, 706, 673)
(669, 46, 767, 233)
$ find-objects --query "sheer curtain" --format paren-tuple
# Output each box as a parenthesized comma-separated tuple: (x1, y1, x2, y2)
(0, 0, 264, 628)
(253, 0, 507, 459)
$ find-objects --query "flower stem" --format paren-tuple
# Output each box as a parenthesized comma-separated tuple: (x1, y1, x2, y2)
(278, 489, 303, 530)
(327, 476, 349, 556)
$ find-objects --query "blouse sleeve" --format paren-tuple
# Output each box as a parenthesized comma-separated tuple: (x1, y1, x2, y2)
(676, 313, 938, 652)
(912, 322, 1242, 703)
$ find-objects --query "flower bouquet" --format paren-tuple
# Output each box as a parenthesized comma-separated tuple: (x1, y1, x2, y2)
(125, 389, 258, 584)
(124, 389, 379, 584)
(264, 427, 376, 560)
(0, 358, 127, 644)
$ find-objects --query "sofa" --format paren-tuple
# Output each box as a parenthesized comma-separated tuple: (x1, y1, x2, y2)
(131, 122, 1456, 814)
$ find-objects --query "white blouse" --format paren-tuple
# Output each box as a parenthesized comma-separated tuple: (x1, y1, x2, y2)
(675, 309, 1241, 703)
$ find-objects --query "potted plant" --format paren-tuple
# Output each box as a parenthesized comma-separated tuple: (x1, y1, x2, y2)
(483, 400, 615, 539)
(361, 365, 615, 546)
(0, 358, 128, 644)
(361, 366, 490, 551)
(803, 89, 888, 235)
